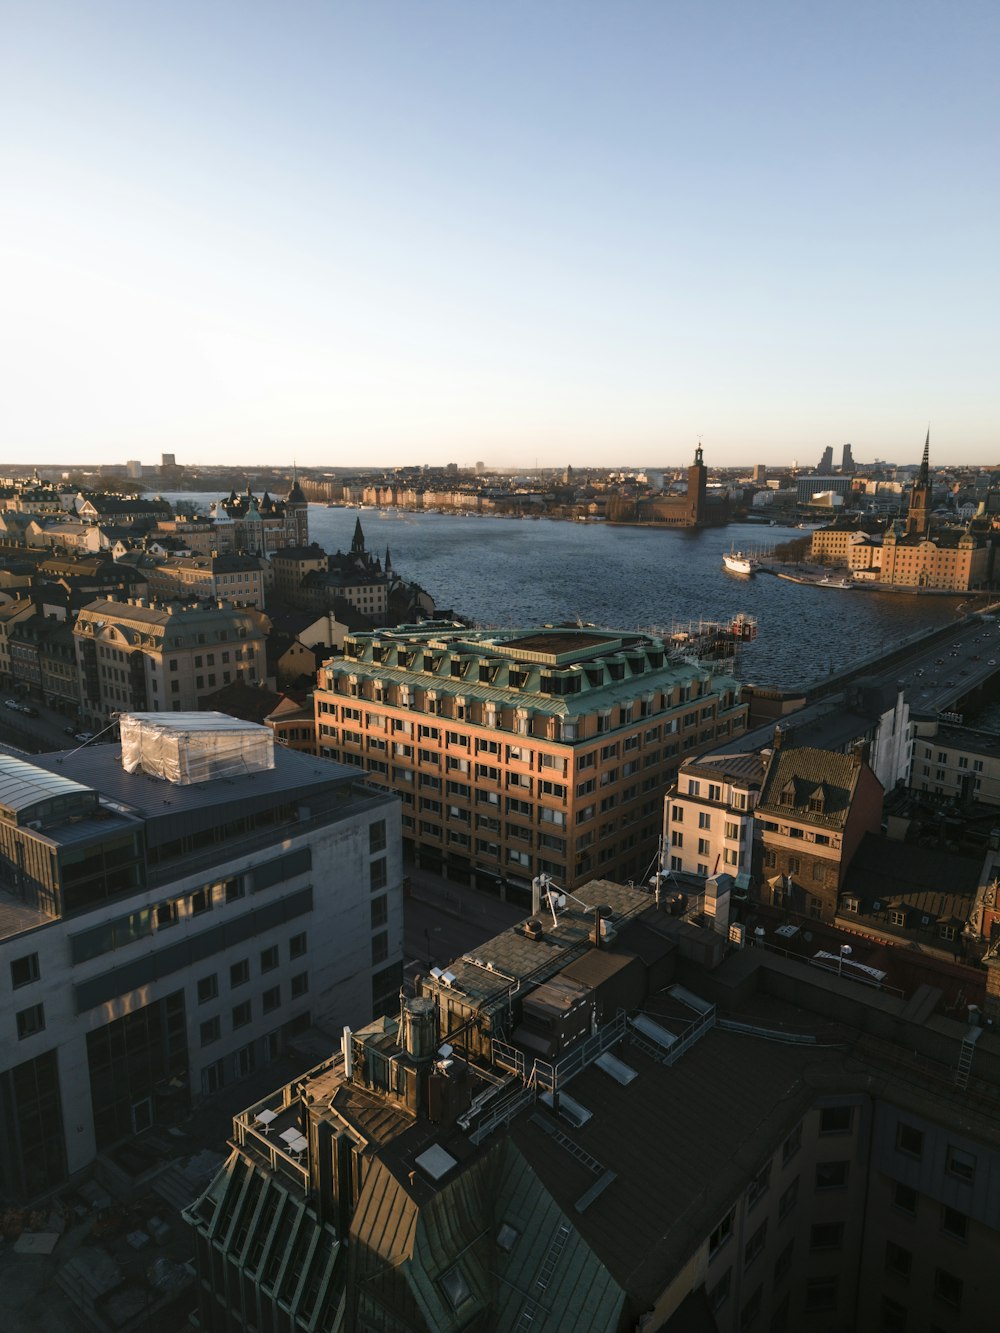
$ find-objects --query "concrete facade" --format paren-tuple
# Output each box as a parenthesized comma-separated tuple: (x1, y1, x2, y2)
(0, 725, 402, 1201)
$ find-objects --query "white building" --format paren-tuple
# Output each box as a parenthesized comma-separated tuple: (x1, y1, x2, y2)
(665, 752, 765, 885)
(0, 715, 402, 1201)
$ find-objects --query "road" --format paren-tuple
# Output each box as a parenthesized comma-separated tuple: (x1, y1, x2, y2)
(889, 616, 1000, 716)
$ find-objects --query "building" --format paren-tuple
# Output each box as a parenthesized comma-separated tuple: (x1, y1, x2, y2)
(795, 475, 854, 506)
(605, 445, 729, 527)
(270, 544, 330, 606)
(665, 750, 766, 892)
(187, 879, 1000, 1333)
(817, 444, 834, 472)
(841, 443, 855, 472)
(314, 624, 748, 895)
(756, 743, 883, 921)
(209, 479, 309, 555)
(879, 525, 989, 590)
(0, 715, 403, 1201)
(299, 520, 390, 621)
(144, 553, 267, 609)
(905, 431, 932, 538)
(909, 717, 1000, 806)
(73, 597, 270, 728)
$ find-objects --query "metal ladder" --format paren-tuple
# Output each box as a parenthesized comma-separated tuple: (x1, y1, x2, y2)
(955, 1027, 982, 1090)
(514, 1223, 572, 1329)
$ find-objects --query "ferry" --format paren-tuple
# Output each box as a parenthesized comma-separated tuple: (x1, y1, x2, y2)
(723, 550, 758, 576)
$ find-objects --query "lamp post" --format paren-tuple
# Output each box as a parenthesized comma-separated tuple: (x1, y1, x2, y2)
(838, 944, 852, 976)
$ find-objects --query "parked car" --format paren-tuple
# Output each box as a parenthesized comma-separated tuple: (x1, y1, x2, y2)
(20, 705, 39, 717)
(73, 732, 94, 744)
(63, 725, 77, 736)
(4, 699, 20, 710)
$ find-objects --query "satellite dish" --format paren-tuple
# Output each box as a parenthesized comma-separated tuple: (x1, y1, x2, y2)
(803, 932, 813, 943)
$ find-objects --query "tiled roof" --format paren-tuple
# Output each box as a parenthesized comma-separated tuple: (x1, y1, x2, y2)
(757, 746, 867, 828)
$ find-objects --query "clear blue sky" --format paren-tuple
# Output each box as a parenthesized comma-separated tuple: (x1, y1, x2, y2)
(2, 1, 997, 469)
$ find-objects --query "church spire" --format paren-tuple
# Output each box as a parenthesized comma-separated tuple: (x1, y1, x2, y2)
(919, 429, 930, 484)
(351, 516, 366, 556)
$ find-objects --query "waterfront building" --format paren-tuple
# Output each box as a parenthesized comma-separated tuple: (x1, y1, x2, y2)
(298, 519, 390, 621)
(314, 623, 747, 894)
(879, 524, 989, 590)
(794, 475, 854, 506)
(186, 879, 1000, 1333)
(73, 597, 270, 728)
(0, 716, 402, 1201)
(209, 478, 309, 555)
(757, 743, 883, 922)
(604, 444, 729, 526)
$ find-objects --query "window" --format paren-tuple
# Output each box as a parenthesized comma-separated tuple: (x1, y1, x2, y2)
(671, 804, 684, 822)
(230, 959, 250, 988)
(709, 1208, 734, 1259)
(885, 1241, 911, 1277)
(805, 1276, 838, 1311)
(772, 1238, 794, 1284)
(16, 1003, 45, 1039)
(811, 1222, 843, 1251)
(778, 1178, 798, 1222)
(699, 811, 711, 829)
(370, 857, 388, 892)
(225, 877, 245, 903)
(671, 830, 683, 847)
(815, 1160, 849, 1190)
(880, 1296, 908, 1333)
(893, 1181, 917, 1215)
(708, 1269, 731, 1312)
(820, 1105, 853, 1135)
(200, 1017, 221, 1046)
(371, 896, 388, 930)
(747, 1161, 771, 1209)
(289, 932, 307, 959)
(197, 974, 218, 1004)
(740, 1284, 762, 1329)
(232, 1000, 252, 1029)
(895, 1122, 923, 1158)
(698, 838, 710, 855)
(744, 1220, 767, 1267)
(440, 1266, 472, 1311)
(190, 887, 212, 915)
(946, 1145, 975, 1182)
(937, 1204, 967, 1241)
(260, 946, 279, 973)
(10, 953, 40, 988)
(155, 901, 178, 929)
(372, 932, 388, 964)
(934, 1269, 962, 1310)
(291, 971, 308, 998)
(787, 855, 800, 874)
(262, 986, 281, 1014)
(782, 1123, 802, 1163)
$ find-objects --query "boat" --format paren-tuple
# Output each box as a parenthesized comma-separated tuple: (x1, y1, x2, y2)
(662, 613, 758, 663)
(723, 550, 758, 576)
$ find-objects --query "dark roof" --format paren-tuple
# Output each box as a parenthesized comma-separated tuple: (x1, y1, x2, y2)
(199, 682, 285, 724)
(757, 746, 870, 829)
(842, 832, 980, 911)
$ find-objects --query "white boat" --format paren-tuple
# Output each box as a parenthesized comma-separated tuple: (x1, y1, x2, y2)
(723, 551, 758, 576)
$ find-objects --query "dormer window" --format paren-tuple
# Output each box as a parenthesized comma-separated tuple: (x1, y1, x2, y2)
(780, 780, 797, 806)
(807, 784, 827, 815)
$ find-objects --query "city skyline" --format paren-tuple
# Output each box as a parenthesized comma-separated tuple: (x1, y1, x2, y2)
(3, 1, 998, 468)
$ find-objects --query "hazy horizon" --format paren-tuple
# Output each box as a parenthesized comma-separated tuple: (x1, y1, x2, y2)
(3, 2, 998, 467)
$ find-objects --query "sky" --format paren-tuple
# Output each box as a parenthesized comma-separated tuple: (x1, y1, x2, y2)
(2, 1, 998, 471)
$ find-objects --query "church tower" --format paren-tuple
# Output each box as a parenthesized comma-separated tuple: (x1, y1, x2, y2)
(905, 431, 932, 538)
(687, 443, 707, 526)
(286, 465, 309, 546)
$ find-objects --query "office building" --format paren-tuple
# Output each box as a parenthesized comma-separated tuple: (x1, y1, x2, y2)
(0, 714, 402, 1201)
(314, 624, 747, 894)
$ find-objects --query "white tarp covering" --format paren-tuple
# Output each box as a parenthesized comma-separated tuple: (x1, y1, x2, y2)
(119, 712, 274, 785)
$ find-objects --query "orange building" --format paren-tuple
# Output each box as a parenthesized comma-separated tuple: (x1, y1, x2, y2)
(314, 624, 748, 897)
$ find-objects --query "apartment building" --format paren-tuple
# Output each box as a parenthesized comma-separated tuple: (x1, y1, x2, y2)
(144, 554, 267, 610)
(269, 544, 330, 606)
(665, 750, 766, 885)
(0, 714, 402, 1202)
(314, 624, 748, 894)
(73, 597, 270, 728)
(186, 883, 1000, 1333)
(757, 744, 884, 921)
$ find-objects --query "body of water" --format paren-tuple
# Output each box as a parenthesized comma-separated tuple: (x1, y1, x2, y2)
(168, 497, 965, 691)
